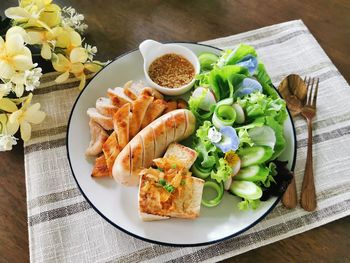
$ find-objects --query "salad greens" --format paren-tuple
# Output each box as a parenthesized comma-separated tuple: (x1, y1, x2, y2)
(190, 43, 291, 210)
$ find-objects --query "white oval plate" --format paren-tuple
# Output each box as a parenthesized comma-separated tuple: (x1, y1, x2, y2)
(67, 42, 297, 246)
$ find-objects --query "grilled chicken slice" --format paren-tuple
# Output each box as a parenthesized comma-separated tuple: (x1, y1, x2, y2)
(129, 95, 153, 139)
(141, 87, 164, 100)
(85, 119, 109, 156)
(91, 155, 109, 177)
(141, 99, 167, 129)
(163, 100, 178, 114)
(113, 103, 130, 148)
(177, 99, 188, 109)
(87, 108, 113, 130)
(96, 97, 118, 117)
(108, 87, 133, 107)
(123, 81, 138, 100)
(102, 132, 122, 174)
(124, 81, 164, 100)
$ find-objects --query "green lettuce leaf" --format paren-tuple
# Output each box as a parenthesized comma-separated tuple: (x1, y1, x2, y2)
(238, 199, 260, 210)
(254, 62, 277, 99)
(207, 65, 249, 100)
(210, 158, 232, 183)
(217, 44, 257, 67)
(193, 121, 219, 168)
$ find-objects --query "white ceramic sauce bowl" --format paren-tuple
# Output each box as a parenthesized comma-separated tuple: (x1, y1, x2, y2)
(139, 39, 200, 96)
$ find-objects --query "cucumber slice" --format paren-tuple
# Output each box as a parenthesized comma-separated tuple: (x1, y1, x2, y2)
(232, 103, 245, 124)
(198, 52, 219, 71)
(201, 181, 224, 207)
(191, 162, 211, 179)
(230, 181, 262, 200)
(234, 165, 269, 182)
(216, 98, 233, 107)
(212, 104, 236, 129)
(238, 146, 274, 167)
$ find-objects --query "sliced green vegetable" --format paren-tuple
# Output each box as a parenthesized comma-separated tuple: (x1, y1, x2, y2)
(234, 165, 269, 182)
(232, 103, 245, 124)
(191, 161, 211, 179)
(198, 52, 219, 71)
(201, 181, 224, 207)
(212, 104, 236, 129)
(230, 180, 262, 200)
(248, 125, 276, 149)
(238, 146, 274, 167)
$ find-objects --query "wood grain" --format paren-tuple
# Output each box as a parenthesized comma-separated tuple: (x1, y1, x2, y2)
(1, 0, 349, 262)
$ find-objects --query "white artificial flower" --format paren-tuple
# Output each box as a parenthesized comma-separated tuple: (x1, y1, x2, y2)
(61, 6, 88, 33)
(0, 134, 18, 151)
(84, 43, 97, 61)
(0, 82, 12, 99)
(24, 67, 42, 91)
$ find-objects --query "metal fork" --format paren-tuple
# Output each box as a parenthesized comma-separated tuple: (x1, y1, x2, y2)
(300, 77, 319, 211)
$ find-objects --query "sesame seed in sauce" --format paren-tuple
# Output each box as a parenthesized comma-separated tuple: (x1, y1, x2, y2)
(148, 54, 195, 88)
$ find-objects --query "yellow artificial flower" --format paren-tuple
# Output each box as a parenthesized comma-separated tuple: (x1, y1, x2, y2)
(5, 0, 61, 31)
(7, 93, 46, 142)
(27, 29, 55, 59)
(56, 26, 82, 52)
(52, 47, 88, 89)
(0, 26, 34, 80)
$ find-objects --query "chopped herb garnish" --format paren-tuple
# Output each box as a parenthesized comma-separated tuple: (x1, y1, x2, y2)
(180, 180, 186, 186)
(164, 184, 175, 193)
(157, 167, 164, 172)
(171, 164, 177, 169)
(159, 178, 166, 186)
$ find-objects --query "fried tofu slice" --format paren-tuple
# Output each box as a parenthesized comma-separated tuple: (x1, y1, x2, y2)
(164, 143, 198, 169)
(138, 156, 204, 221)
(129, 95, 153, 139)
(85, 119, 109, 156)
(163, 100, 178, 114)
(87, 108, 113, 130)
(96, 97, 118, 117)
(91, 155, 109, 177)
(113, 103, 130, 148)
(141, 99, 167, 129)
(102, 132, 122, 174)
(108, 87, 133, 107)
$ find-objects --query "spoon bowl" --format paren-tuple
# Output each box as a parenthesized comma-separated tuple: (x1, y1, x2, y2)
(278, 74, 307, 117)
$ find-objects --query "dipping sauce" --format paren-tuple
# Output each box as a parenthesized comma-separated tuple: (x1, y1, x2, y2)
(148, 53, 195, 88)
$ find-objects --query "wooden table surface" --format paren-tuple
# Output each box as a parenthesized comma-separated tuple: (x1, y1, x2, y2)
(1, 0, 349, 262)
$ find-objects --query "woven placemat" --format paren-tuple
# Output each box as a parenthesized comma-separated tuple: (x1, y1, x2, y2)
(24, 20, 350, 262)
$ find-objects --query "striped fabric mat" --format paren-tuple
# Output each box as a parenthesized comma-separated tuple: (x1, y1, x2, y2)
(24, 20, 350, 262)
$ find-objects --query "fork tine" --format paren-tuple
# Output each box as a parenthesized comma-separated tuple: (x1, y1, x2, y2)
(306, 77, 313, 105)
(312, 78, 319, 107)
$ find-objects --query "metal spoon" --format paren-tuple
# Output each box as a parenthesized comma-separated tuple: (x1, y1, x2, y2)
(278, 74, 307, 209)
